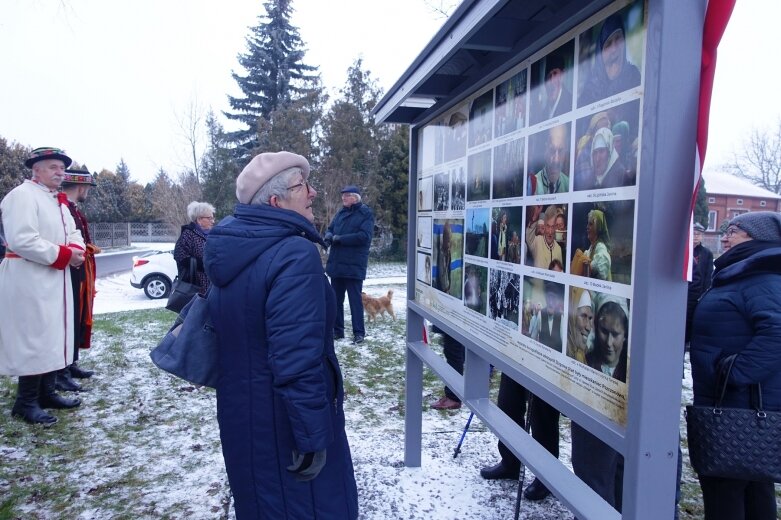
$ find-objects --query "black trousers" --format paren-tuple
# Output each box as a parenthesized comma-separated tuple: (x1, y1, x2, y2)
(441, 333, 465, 401)
(699, 475, 776, 520)
(496, 374, 559, 470)
(330, 277, 365, 338)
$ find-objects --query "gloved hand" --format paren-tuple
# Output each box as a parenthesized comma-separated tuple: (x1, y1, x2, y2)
(332, 235, 341, 244)
(323, 232, 333, 249)
(286, 450, 327, 481)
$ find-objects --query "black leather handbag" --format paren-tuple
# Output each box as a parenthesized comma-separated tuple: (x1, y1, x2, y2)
(151, 289, 217, 388)
(686, 356, 781, 482)
(166, 257, 200, 313)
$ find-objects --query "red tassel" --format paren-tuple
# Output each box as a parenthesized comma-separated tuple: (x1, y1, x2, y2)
(57, 192, 68, 205)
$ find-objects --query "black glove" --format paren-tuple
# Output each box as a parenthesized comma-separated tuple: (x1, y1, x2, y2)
(323, 232, 333, 249)
(286, 450, 326, 481)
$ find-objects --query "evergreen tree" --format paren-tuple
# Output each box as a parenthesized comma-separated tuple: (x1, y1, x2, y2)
(0, 138, 30, 201)
(694, 178, 709, 228)
(375, 124, 410, 257)
(224, 0, 319, 154)
(201, 112, 241, 218)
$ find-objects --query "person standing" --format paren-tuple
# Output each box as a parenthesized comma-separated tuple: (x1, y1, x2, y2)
(690, 212, 781, 520)
(324, 185, 374, 344)
(205, 151, 358, 519)
(173, 201, 216, 295)
(55, 168, 100, 392)
(0, 147, 85, 426)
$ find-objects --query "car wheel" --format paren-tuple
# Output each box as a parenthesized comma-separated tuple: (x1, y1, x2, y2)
(144, 275, 171, 299)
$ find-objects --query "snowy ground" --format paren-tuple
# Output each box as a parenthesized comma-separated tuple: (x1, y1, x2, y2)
(2, 243, 756, 519)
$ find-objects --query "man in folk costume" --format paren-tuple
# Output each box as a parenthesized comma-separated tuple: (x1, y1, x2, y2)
(54, 168, 100, 392)
(0, 147, 85, 426)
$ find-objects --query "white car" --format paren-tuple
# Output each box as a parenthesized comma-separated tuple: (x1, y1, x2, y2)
(130, 250, 178, 299)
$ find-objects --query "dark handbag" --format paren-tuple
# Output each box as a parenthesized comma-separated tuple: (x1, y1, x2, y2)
(685, 356, 781, 482)
(151, 290, 218, 388)
(166, 257, 200, 313)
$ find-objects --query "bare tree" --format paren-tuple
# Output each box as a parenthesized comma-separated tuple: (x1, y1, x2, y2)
(173, 97, 205, 182)
(423, 0, 460, 18)
(150, 169, 203, 230)
(727, 120, 781, 194)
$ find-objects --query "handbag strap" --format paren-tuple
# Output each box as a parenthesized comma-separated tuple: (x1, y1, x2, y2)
(715, 354, 765, 413)
(186, 257, 197, 283)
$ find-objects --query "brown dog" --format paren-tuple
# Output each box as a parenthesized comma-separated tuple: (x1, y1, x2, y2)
(361, 290, 395, 322)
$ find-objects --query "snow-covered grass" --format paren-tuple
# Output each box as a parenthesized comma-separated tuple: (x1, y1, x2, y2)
(1, 259, 778, 518)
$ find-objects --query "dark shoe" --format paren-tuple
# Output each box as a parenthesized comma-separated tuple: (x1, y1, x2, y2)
(69, 363, 94, 379)
(480, 462, 520, 480)
(523, 478, 551, 501)
(334, 331, 345, 340)
(431, 396, 462, 410)
(353, 336, 365, 344)
(40, 372, 81, 410)
(11, 376, 57, 426)
(55, 369, 82, 392)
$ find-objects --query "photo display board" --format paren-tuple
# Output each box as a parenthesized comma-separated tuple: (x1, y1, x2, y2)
(414, 0, 645, 426)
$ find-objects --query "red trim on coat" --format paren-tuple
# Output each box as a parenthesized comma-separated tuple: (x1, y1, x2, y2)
(51, 245, 72, 270)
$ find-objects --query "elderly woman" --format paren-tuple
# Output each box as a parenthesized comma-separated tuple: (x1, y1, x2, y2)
(690, 211, 781, 520)
(173, 201, 215, 295)
(577, 209, 612, 281)
(204, 152, 358, 519)
(566, 288, 593, 364)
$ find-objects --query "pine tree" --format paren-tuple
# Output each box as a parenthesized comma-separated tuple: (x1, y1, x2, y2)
(224, 0, 318, 154)
(694, 177, 709, 228)
(201, 111, 241, 218)
(0, 137, 30, 201)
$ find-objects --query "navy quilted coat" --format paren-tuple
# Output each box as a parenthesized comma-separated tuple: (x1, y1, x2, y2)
(690, 246, 781, 410)
(204, 203, 358, 519)
(325, 203, 374, 280)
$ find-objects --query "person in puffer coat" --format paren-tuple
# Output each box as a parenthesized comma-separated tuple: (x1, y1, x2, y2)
(204, 151, 358, 520)
(323, 185, 374, 344)
(690, 211, 781, 520)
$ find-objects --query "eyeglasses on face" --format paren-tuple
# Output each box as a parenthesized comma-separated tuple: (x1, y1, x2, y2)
(722, 226, 742, 238)
(286, 180, 311, 193)
(198, 215, 215, 221)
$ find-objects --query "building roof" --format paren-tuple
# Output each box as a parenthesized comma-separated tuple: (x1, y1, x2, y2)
(702, 170, 781, 200)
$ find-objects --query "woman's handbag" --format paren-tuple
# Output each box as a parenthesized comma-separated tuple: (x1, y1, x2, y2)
(166, 257, 200, 313)
(685, 355, 781, 482)
(151, 290, 218, 388)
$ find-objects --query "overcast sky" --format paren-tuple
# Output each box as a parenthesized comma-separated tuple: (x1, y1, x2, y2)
(0, 1, 775, 185)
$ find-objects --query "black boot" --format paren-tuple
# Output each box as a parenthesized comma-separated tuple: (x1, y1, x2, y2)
(11, 375, 57, 426)
(55, 367, 82, 392)
(69, 362, 94, 379)
(39, 372, 81, 410)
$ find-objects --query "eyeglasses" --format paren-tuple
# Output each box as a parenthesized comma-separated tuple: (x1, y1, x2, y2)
(722, 226, 742, 238)
(286, 181, 311, 193)
(198, 216, 215, 221)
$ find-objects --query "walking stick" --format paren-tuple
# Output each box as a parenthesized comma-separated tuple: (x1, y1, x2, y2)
(453, 412, 474, 458)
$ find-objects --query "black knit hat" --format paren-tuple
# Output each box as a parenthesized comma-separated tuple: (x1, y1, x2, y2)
(729, 211, 781, 242)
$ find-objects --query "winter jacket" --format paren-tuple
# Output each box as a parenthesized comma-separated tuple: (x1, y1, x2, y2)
(690, 245, 781, 411)
(173, 222, 209, 294)
(325, 202, 374, 280)
(204, 203, 358, 520)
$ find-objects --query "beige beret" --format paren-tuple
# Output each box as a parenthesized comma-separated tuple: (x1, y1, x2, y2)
(235, 151, 310, 204)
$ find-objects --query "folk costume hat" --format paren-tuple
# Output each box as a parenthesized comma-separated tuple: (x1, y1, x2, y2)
(63, 168, 97, 186)
(236, 151, 310, 204)
(25, 147, 73, 168)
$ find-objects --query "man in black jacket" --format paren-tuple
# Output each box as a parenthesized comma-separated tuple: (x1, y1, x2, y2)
(324, 186, 374, 344)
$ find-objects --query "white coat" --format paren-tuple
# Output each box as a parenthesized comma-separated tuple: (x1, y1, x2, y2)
(0, 180, 85, 376)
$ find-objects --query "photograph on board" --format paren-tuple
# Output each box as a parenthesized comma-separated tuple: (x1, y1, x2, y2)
(417, 215, 432, 250)
(488, 268, 520, 328)
(463, 263, 488, 314)
(522, 277, 566, 353)
(467, 149, 491, 202)
(432, 219, 464, 299)
(491, 206, 523, 264)
(526, 123, 571, 196)
(416, 252, 432, 286)
(577, 1, 644, 108)
(451, 165, 466, 210)
(492, 137, 525, 200)
(573, 99, 640, 191)
(570, 200, 635, 285)
(443, 106, 468, 163)
(524, 204, 568, 273)
(529, 40, 575, 126)
(434, 170, 451, 211)
(465, 208, 491, 258)
(579, 290, 630, 383)
(418, 176, 433, 212)
(494, 69, 528, 137)
(468, 89, 494, 148)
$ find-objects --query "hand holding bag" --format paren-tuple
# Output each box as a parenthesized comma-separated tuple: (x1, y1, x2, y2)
(685, 355, 781, 482)
(166, 257, 200, 313)
(151, 289, 218, 388)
